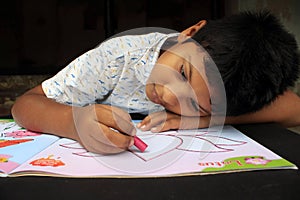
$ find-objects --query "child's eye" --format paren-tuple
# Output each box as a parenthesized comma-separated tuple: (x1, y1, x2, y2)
(191, 99, 200, 112)
(180, 65, 187, 80)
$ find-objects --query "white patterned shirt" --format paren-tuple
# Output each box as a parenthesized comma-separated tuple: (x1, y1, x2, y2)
(42, 32, 178, 114)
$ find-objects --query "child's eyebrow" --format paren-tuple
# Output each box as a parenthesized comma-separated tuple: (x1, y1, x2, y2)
(190, 98, 200, 111)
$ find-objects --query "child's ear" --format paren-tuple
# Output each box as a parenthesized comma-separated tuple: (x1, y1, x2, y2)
(178, 20, 207, 43)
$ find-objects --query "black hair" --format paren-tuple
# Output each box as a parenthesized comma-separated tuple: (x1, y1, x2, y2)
(193, 10, 300, 116)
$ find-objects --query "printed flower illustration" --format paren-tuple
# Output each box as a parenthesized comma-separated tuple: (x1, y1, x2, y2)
(245, 157, 271, 165)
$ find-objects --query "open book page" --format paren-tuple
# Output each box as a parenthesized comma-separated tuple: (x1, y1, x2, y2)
(0, 119, 59, 176)
(9, 138, 123, 177)
(8, 125, 297, 177)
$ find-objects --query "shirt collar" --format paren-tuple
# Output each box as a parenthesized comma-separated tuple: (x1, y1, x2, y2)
(134, 33, 179, 85)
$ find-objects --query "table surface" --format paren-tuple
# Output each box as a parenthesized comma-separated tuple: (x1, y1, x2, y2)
(0, 123, 299, 200)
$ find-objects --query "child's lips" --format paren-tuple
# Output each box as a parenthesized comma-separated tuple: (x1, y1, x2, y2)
(152, 85, 163, 105)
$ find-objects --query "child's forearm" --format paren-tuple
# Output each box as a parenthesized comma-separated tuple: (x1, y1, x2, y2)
(11, 86, 79, 141)
(225, 90, 300, 127)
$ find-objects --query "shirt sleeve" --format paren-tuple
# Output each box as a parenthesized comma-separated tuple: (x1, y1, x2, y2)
(42, 43, 117, 106)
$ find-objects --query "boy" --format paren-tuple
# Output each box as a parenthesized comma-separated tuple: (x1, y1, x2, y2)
(12, 10, 300, 154)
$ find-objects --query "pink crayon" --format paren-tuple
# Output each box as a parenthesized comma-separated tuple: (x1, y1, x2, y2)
(134, 136, 148, 152)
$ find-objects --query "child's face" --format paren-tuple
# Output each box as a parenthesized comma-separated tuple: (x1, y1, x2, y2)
(146, 41, 211, 117)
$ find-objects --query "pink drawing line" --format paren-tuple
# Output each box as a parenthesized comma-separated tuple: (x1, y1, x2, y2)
(58, 132, 247, 161)
(72, 151, 102, 157)
(200, 135, 247, 146)
(176, 136, 234, 153)
(129, 135, 183, 162)
(59, 142, 85, 149)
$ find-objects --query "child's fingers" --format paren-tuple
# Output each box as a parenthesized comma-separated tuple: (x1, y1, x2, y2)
(150, 117, 182, 132)
(95, 105, 136, 136)
(110, 106, 133, 122)
(148, 123, 168, 133)
(110, 114, 136, 136)
(92, 124, 134, 152)
(138, 113, 210, 132)
(137, 115, 151, 129)
(137, 112, 167, 131)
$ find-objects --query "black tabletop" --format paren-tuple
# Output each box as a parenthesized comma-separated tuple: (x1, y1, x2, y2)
(0, 123, 299, 200)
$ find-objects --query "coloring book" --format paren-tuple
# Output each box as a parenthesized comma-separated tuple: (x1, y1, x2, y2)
(0, 119, 297, 178)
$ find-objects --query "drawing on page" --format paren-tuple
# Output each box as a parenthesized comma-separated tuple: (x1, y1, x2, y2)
(59, 129, 247, 161)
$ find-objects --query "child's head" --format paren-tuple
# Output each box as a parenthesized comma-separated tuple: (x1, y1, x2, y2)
(146, 39, 213, 117)
(193, 10, 299, 116)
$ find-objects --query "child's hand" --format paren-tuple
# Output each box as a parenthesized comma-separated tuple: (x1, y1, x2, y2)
(73, 104, 136, 154)
(137, 111, 211, 132)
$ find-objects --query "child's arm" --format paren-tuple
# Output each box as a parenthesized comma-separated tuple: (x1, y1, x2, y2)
(11, 85, 136, 154)
(225, 89, 300, 127)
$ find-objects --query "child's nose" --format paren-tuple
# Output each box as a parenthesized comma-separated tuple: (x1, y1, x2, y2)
(162, 83, 190, 106)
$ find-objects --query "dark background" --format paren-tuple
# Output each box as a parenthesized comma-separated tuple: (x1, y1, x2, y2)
(0, 0, 225, 75)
